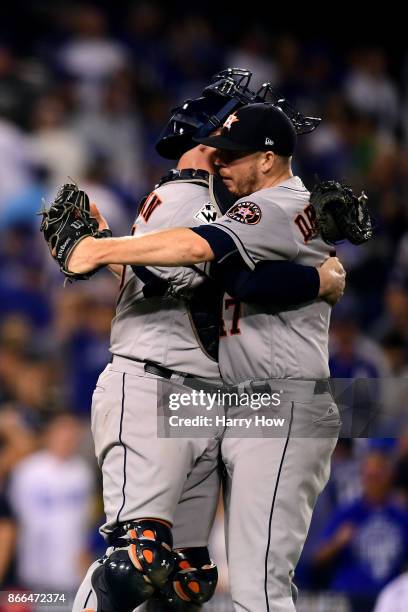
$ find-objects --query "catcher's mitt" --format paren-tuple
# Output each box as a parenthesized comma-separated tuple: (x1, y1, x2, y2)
(39, 182, 112, 280)
(310, 180, 373, 245)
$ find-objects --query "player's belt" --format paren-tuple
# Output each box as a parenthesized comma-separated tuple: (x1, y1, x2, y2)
(111, 355, 221, 386)
(144, 361, 193, 380)
(229, 378, 332, 398)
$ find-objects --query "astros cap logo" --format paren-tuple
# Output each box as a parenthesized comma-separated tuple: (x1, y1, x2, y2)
(223, 112, 239, 130)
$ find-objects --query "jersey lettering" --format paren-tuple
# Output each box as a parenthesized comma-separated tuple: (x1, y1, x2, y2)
(139, 192, 162, 222)
(294, 204, 317, 243)
(220, 297, 242, 336)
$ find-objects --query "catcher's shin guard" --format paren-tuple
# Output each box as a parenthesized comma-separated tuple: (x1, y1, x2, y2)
(146, 547, 218, 610)
(73, 520, 175, 612)
(72, 555, 156, 612)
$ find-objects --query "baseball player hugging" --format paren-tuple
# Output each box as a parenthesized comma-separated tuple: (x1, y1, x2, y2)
(41, 69, 371, 611)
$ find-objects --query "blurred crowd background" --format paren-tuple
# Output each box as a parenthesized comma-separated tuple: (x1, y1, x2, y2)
(1, 3, 408, 611)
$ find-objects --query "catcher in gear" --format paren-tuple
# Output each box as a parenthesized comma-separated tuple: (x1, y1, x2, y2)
(39, 182, 112, 281)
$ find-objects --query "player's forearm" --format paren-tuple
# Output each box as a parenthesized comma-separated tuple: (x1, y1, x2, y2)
(95, 229, 214, 266)
(68, 228, 214, 274)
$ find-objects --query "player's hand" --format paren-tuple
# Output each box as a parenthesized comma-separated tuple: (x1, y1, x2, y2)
(317, 256, 346, 305)
(88, 205, 123, 279)
(90, 203, 110, 232)
(66, 235, 98, 274)
(64, 204, 110, 274)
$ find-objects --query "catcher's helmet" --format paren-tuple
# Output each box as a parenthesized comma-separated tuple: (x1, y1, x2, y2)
(155, 68, 261, 160)
(155, 67, 322, 160)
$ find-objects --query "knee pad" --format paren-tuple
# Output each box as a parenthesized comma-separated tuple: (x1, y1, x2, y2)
(123, 519, 175, 588)
(172, 547, 218, 605)
(91, 520, 175, 612)
(157, 547, 218, 609)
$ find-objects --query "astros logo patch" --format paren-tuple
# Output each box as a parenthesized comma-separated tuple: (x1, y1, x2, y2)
(223, 112, 239, 131)
(227, 202, 262, 225)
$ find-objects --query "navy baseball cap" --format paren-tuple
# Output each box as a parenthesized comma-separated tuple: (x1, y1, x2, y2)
(194, 102, 297, 156)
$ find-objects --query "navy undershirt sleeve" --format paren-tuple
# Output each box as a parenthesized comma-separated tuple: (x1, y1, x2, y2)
(212, 255, 320, 307)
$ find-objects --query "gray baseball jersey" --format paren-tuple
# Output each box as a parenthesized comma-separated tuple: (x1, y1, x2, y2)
(97, 177, 225, 537)
(201, 175, 341, 611)
(210, 175, 333, 385)
(110, 180, 221, 379)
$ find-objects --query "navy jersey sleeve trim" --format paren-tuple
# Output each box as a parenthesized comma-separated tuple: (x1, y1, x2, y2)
(191, 224, 255, 270)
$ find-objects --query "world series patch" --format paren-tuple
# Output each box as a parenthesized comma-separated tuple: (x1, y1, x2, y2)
(194, 202, 218, 224)
(226, 202, 262, 225)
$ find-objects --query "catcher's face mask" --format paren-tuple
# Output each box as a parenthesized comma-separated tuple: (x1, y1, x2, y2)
(155, 67, 322, 160)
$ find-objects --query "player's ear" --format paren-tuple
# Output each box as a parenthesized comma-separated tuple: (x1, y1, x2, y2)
(260, 150, 275, 174)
